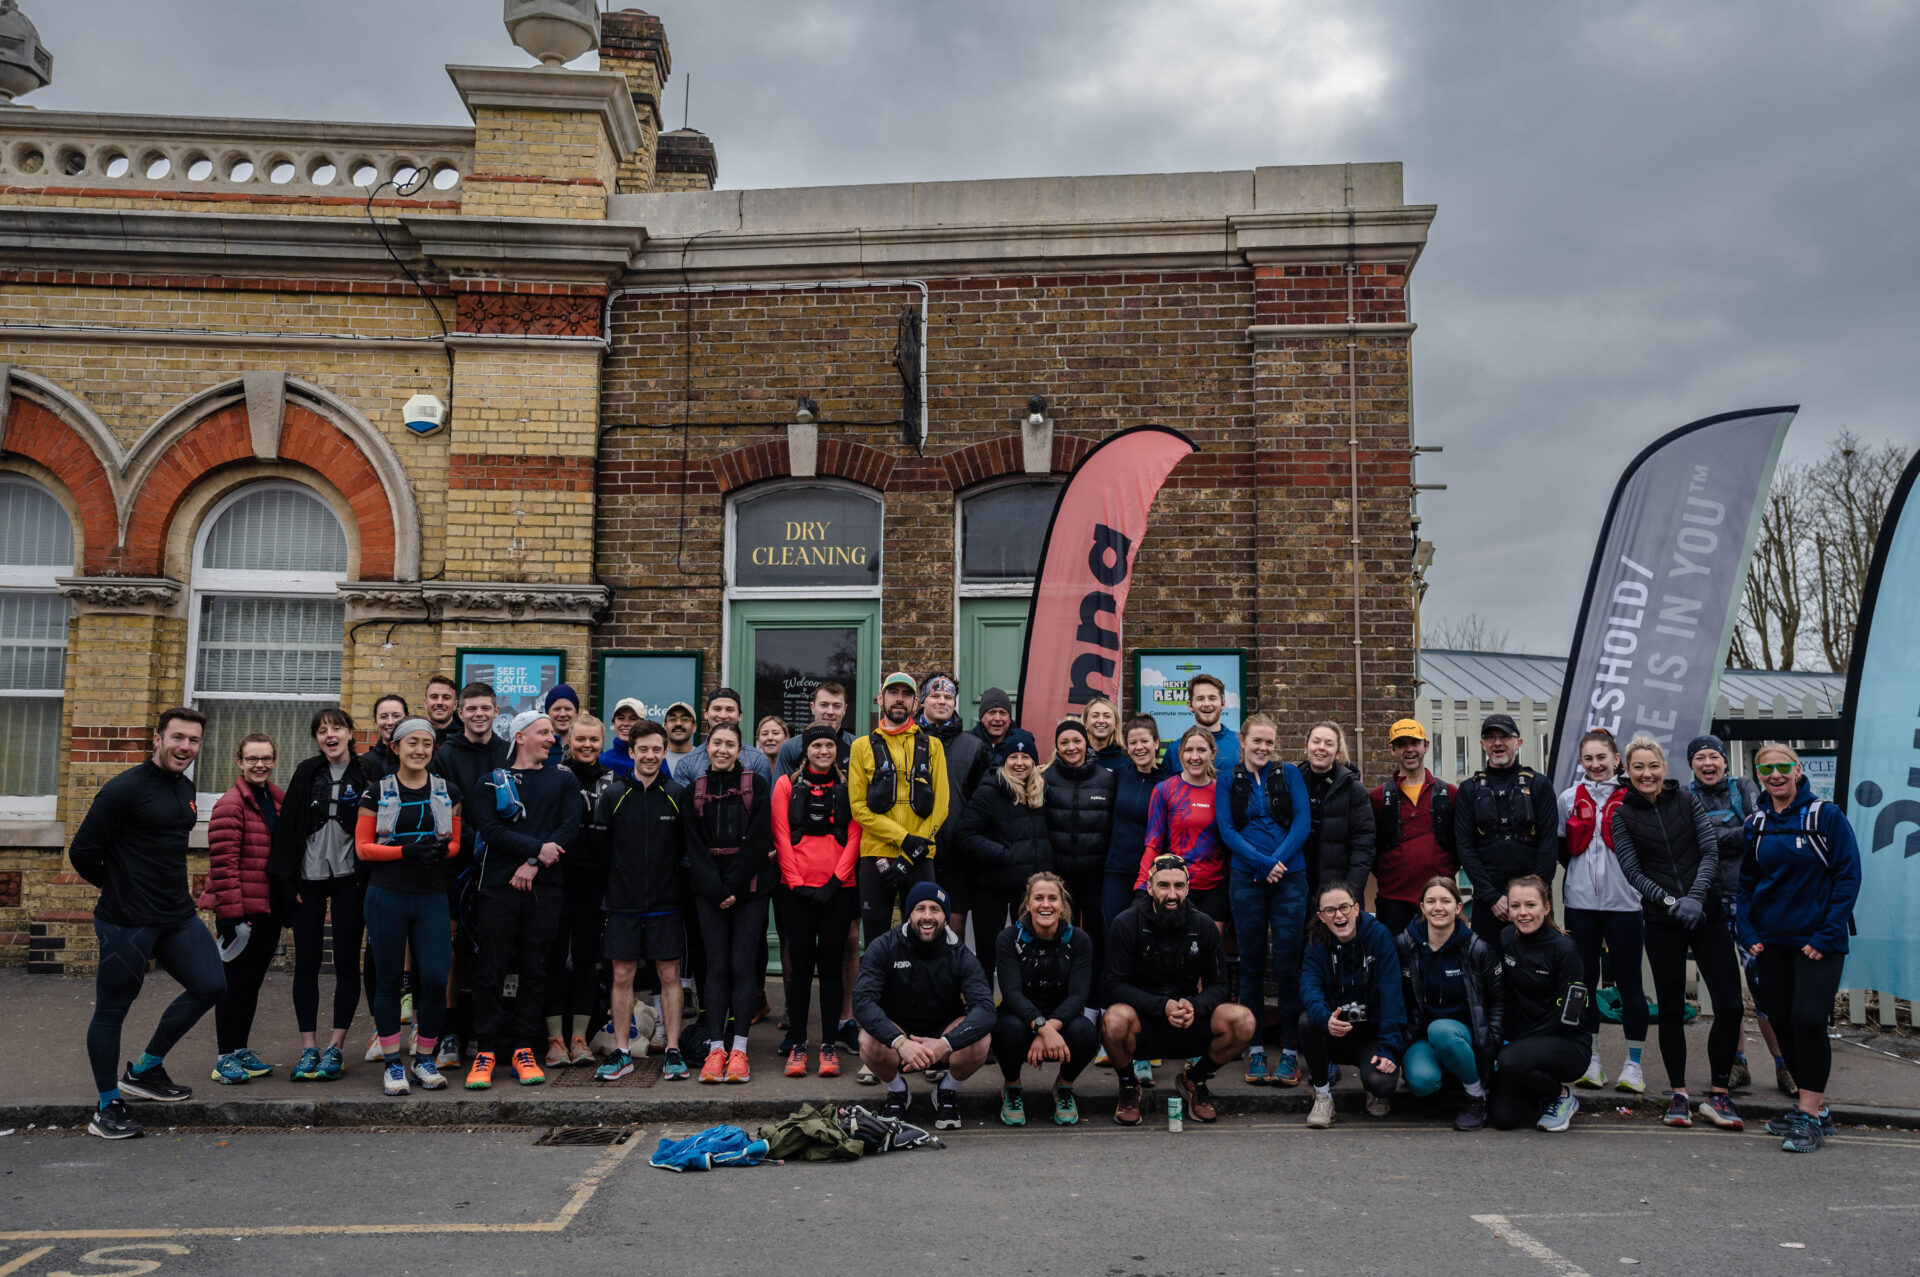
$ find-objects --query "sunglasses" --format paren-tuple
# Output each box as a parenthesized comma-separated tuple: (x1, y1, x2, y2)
(1755, 762, 1796, 777)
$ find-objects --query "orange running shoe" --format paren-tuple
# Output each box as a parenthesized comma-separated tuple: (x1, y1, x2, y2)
(784, 1045, 808, 1078)
(699, 1044, 727, 1083)
(511, 1047, 545, 1085)
(725, 1048, 752, 1084)
(817, 1044, 841, 1078)
(465, 1051, 495, 1090)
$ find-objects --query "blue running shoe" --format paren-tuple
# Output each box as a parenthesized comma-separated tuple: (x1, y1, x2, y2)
(1272, 1049, 1303, 1087)
(291, 1047, 323, 1082)
(318, 1044, 345, 1081)
(661, 1047, 689, 1080)
(597, 1050, 635, 1082)
(1538, 1090, 1579, 1132)
(1780, 1109, 1826, 1153)
(1244, 1049, 1271, 1086)
(210, 1053, 249, 1085)
(232, 1048, 274, 1078)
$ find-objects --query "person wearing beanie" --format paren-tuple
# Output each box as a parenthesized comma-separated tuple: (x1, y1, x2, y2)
(465, 709, 584, 1090)
(1039, 718, 1116, 1026)
(852, 878, 994, 1130)
(956, 728, 1052, 955)
(971, 687, 1016, 768)
(541, 686, 580, 766)
(849, 672, 951, 943)
(772, 721, 863, 1079)
(916, 672, 988, 963)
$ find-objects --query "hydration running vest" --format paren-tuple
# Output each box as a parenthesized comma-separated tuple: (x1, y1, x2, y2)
(1229, 763, 1295, 830)
(865, 729, 936, 819)
(373, 772, 454, 840)
(1563, 781, 1624, 856)
(1378, 777, 1453, 853)
(1470, 766, 1542, 842)
(788, 769, 852, 848)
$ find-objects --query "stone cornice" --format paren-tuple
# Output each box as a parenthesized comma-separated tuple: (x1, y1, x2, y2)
(446, 65, 643, 161)
(402, 215, 645, 284)
(422, 580, 609, 624)
(56, 575, 181, 614)
(0, 206, 434, 279)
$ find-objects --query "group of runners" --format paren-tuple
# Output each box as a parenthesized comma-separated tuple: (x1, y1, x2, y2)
(74, 669, 1859, 1155)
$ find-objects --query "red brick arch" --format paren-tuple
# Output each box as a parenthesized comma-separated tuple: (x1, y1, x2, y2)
(2, 397, 120, 574)
(709, 437, 896, 494)
(940, 433, 1092, 491)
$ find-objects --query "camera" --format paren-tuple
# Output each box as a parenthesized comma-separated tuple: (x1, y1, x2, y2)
(1336, 1001, 1368, 1023)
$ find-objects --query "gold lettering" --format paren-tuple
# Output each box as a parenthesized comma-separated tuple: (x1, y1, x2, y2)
(851, 547, 868, 565)
(785, 521, 803, 540)
(751, 547, 770, 566)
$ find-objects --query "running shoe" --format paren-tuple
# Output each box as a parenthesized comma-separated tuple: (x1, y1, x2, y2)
(210, 1053, 250, 1085)
(1455, 1096, 1488, 1132)
(436, 1037, 462, 1069)
(1306, 1090, 1335, 1129)
(318, 1044, 345, 1081)
(1244, 1049, 1271, 1086)
(384, 1061, 411, 1096)
(411, 1056, 447, 1090)
(1780, 1109, 1826, 1153)
(784, 1045, 808, 1078)
(232, 1048, 274, 1078)
(661, 1047, 689, 1080)
(725, 1048, 751, 1084)
(699, 1044, 727, 1084)
(1766, 1107, 1835, 1138)
(1698, 1093, 1743, 1129)
(1575, 1057, 1607, 1089)
(545, 1037, 571, 1068)
(1663, 1093, 1693, 1127)
(933, 1087, 962, 1129)
(87, 1099, 143, 1140)
(400, 992, 414, 1025)
(511, 1047, 545, 1085)
(597, 1050, 635, 1082)
(1777, 1065, 1798, 1097)
(1729, 1059, 1752, 1091)
(836, 1020, 861, 1052)
(291, 1046, 323, 1082)
(1133, 1059, 1155, 1088)
(1271, 1049, 1304, 1088)
(119, 1061, 190, 1103)
(1538, 1090, 1578, 1132)
(1053, 1085, 1080, 1126)
(465, 1051, 496, 1090)
(1114, 1078, 1143, 1126)
(817, 1044, 840, 1078)
(881, 1087, 912, 1120)
(567, 1036, 594, 1066)
(1177, 1069, 1218, 1123)
(364, 1034, 384, 1063)
(1615, 1060, 1646, 1094)
(855, 1064, 878, 1085)
(1000, 1084, 1027, 1127)
(1365, 1093, 1391, 1118)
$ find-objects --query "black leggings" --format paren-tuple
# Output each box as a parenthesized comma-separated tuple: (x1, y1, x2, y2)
(992, 1010, 1098, 1084)
(1643, 912, 1743, 1090)
(776, 884, 856, 1046)
(214, 914, 281, 1054)
(1064, 869, 1107, 1008)
(290, 875, 364, 1034)
(1754, 945, 1844, 1094)
(1564, 907, 1650, 1039)
(858, 857, 935, 944)
(695, 895, 770, 1044)
(1298, 1012, 1396, 1098)
(544, 867, 608, 1024)
(970, 885, 1017, 961)
(1489, 1035, 1588, 1129)
(89, 916, 225, 1093)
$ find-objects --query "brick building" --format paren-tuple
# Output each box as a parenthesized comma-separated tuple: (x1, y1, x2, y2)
(0, 7, 1433, 969)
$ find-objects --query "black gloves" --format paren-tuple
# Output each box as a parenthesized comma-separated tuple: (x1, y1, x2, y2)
(1670, 896, 1705, 929)
(800, 879, 842, 905)
(899, 835, 932, 866)
(402, 838, 448, 866)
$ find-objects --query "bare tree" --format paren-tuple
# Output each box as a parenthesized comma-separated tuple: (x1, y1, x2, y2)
(1427, 612, 1511, 652)
(1809, 431, 1911, 672)
(1730, 463, 1810, 670)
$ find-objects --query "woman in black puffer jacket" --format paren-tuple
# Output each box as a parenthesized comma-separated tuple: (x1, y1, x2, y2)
(1301, 722, 1376, 897)
(957, 730, 1052, 954)
(1042, 719, 1117, 1003)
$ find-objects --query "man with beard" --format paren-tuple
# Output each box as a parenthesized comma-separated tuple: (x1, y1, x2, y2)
(661, 701, 698, 769)
(915, 672, 987, 946)
(1162, 673, 1239, 775)
(849, 672, 950, 943)
(853, 881, 993, 1129)
(1101, 855, 1254, 1126)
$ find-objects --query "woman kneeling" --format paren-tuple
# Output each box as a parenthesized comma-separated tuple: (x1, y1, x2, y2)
(1396, 876, 1503, 1130)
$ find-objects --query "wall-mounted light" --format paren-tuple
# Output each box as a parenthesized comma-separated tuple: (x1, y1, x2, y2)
(794, 395, 819, 425)
(1027, 395, 1048, 428)
(1020, 393, 1053, 475)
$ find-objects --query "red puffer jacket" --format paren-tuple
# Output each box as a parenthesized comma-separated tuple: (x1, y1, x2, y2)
(199, 780, 284, 920)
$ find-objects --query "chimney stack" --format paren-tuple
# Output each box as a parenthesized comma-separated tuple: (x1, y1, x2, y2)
(597, 8, 670, 192)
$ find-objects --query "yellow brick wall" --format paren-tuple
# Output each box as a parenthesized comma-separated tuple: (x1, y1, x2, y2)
(462, 106, 616, 219)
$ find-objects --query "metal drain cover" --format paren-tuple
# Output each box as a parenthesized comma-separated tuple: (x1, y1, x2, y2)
(534, 1125, 634, 1147)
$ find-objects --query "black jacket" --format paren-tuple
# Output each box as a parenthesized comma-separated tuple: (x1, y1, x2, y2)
(470, 764, 584, 890)
(1103, 898, 1227, 1022)
(267, 751, 379, 892)
(921, 714, 989, 866)
(563, 758, 623, 875)
(1302, 762, 1376, 896)
(956, 773, 1053, 893)
(994, 920, 1094, 1025)
(1454, 763, 1560, 904)
(1611, 780, 1721, 918)
(68, 760, 201, 927)
(684, 764, 774, 902)
(1397, 919, 1504, 1068)
(433, 731, 511, 859)
(1041, 757, 1117, 878)
(603, 770, 686, 915)
(853, 921, 996, 1048)
(1499, 923, 1591, 1052)
(1690, 775, 1762, 903)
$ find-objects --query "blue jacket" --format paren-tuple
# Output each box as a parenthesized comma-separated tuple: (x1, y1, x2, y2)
(673, 741, 773, 786)
(1738, 780, 1861, 955)
(1105, 760, 1162, 876)
(1300, 911, 1406, 1062)
(599, 743, 634, 778)
(1215, 760, 1312, 878)
(1162, 724, 1239, 777)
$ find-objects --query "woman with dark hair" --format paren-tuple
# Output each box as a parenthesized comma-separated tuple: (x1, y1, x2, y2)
(1103, 716, 1162, 929)
(1041, 719, 1116, 1026)
(772, 723, 862, 1079)
(957, 729, 1052, 953)
(991, 871, 1096, 1126)
(1556, 727, 1648, 1094)
(685, 722, 774, 1084)
(1396, 876, 1502, 1130)
(1489, 876, 1590, 1132)
(1299, 881, 1404, 1128)
(201, 732, 284, 1086)
(1299, 722, 1375, 898)
(366, 694, 409, 776)
(1135, 726, 1230, 931)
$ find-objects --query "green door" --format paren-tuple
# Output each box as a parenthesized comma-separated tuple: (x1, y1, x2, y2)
(728, 599, 881, 736)
(958, 597, 1031, 721)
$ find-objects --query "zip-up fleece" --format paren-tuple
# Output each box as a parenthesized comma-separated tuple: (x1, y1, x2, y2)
(1300, 910, 1406, 1062)
(602, 769, 686, 915)
(1738, 780, 1861, 955)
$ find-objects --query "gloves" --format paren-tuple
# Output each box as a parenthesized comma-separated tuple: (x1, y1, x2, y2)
(899, 835, 932, 866)
(800, 879, 842, 905)
(402, 839, 448, 866)
(1670, 896, 1706, 929)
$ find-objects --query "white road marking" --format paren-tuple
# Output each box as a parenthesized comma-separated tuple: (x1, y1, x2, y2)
(1829, 1203, 1920, 1212)
(1473, 1214, 1595, 1277)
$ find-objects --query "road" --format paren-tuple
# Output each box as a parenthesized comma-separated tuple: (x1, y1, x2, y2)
(3, 1114, 1917, 1276)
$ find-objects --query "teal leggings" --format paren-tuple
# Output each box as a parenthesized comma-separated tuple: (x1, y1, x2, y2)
(1403, 1017, 1480, 1096)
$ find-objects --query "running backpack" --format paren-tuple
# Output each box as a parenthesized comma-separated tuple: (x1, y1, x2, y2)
(374, 772, 454, 840)
(1377, 777, 1454, 854)
(788, 770, 851, 847)
(1229, 763, 1294, 830)
(1470, 767, 1541, 842)
(864, 729, 936, 818)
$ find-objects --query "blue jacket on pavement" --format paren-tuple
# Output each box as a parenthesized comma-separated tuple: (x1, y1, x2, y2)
(1300, 910, 1406, 1063)
(1738, 779, 1861, 956)
(1215, 760, 1312, 879)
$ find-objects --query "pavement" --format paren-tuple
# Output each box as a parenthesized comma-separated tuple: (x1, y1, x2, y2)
(6, 966, 1920, 1132)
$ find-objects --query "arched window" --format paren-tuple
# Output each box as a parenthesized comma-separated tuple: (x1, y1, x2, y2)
(954, 479, 1060, 721)
(0, 476, 74, 812)
(187, 483, 348, 790)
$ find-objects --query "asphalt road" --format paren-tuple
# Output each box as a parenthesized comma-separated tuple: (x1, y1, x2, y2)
(4, 1114, 1918, 1276)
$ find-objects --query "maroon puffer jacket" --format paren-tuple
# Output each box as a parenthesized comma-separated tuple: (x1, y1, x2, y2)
(199, 780, 284, 920)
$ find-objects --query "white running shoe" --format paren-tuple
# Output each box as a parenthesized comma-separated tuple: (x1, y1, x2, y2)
(1576, 1056, 1607, 1089)
(1615, 1060, 1646, 1094)
(1307, 1091, 1335, 1128)
(364, 1034, 384, 1063)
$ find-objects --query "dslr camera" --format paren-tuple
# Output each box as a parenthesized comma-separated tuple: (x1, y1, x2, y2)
(1335, 1001, 1368, 1023)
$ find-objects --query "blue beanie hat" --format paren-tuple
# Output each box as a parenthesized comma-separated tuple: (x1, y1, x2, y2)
(904, 880, 950, 918)
(543, 684, 579, 712)
(1685, 734, 1727, 764)
(1002, 729, 1038, 760)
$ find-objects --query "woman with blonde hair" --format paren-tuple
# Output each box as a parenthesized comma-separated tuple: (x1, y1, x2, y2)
(990, 870, 1096, 1125)
(1081, 697, 1124, 768)
(1300, 721, 1375, 898)
(956, 730, 1052, 954)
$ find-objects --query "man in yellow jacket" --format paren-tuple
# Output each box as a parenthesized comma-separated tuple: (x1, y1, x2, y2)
(849, 671, 950, 944)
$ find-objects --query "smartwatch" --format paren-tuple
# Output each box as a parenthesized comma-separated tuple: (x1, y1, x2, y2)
(1031, 1016, 1048, 1035)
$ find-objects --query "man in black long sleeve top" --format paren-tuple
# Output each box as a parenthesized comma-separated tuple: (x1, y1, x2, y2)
(853, 881, 994, 1130)
(72, 707, 221, 1140)
(1453, 714, 1560, 952)
(1101, 855, 1255, 1125)
(465, 708, 582, 1088)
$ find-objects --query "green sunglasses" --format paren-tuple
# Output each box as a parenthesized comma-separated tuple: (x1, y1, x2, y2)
(1755, 762, 1796, 777)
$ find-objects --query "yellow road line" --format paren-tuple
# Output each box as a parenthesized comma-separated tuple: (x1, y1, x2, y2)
(0, 1131, 642, 1242)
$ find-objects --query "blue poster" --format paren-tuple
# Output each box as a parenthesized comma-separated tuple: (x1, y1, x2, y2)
(457, 649, 564, 736)
(1797, 750, 1837, 802)
(1133, 649, 1243, 743)
(598, 651, 702, 723)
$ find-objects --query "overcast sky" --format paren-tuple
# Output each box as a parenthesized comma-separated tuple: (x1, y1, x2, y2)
(26, 1, 1920, 655)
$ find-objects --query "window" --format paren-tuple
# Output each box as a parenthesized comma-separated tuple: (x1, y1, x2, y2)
(959, 481, 1060, 586)
(954, 480, 1061, 720)
(187, 484, 347, 792)
(0, 476, 73, 812)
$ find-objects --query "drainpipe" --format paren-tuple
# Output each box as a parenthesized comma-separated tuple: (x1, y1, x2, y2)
(1344, 165, 1365, 773)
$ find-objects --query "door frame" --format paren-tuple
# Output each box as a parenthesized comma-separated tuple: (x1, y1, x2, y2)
(724, 598, 882, 734)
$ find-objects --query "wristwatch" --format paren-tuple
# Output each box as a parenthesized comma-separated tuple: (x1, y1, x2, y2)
(1031, 1015, 1048, 1034)
(526, 856, 541, 868)
(1661, 894, 1677, 909)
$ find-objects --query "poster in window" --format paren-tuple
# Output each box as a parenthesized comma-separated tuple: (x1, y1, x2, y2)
(596, 650, 703, 725)
(456, 648, 565, 737)
(1132, 649, 1244, 743)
